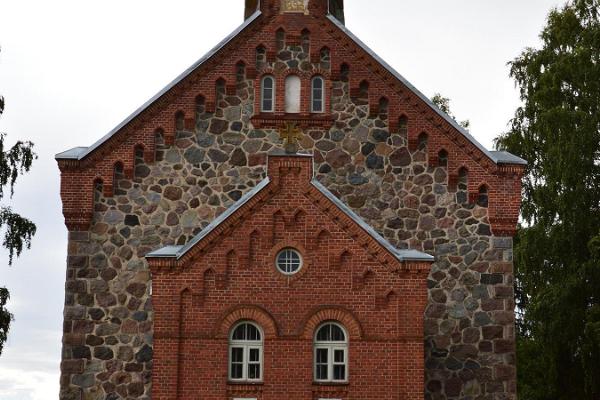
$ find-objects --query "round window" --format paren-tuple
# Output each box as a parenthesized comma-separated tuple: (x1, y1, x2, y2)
(276, 248, 303, 275)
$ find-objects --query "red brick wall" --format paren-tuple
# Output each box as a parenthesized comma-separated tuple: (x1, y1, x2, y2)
(149, 155, 430, 400)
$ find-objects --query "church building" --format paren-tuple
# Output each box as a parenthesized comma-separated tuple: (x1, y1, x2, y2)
(56, 1, 525, 399)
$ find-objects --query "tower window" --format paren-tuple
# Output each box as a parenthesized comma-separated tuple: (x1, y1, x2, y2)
(276, 248, 303, 275)
(311, 76, 325, 113)
(285, 75, 301, 113)
(438, 150, 448, 167)
(261, 76, 275, 112)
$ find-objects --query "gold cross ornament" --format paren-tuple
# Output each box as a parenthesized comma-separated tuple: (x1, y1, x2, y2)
(279, 122, 303, 154)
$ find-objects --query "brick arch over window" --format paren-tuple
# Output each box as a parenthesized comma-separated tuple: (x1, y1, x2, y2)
(214, 305, 279, 339)
(299, 306, 363, 340)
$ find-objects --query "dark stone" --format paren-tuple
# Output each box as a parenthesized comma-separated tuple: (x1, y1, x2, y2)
(348, 173, 368, 186)
(135, 345, 153, 363)
(445, 377, 463, 397)
(229, 190, 243, 201)
(445, 357, 462, 370)
(96, 293, 117, 308)
(209, 119, 228, 134)
(361, 142, 375, 156)
(126, 283, 146, 298)
(480, 274, 503, 285)
(483, 325, 504, 340)
(89, 308, 105, 321)
(366, 154, 384, 170)
(477, 224, 492, 236)
(94, 346, 114, 360)
(163, 186, 183, 202)
(390, 148, 411, 166)
(124, 215, 140, 227)
(474, 311, 492, 327)
(386, 218, 403, 230)
(127, 382, 145, 397)
(208, 149, 228, 163)
(132, 311, 148, 322)
(372, 129, 390, 142)
(318, 164, 332, 174)
(326, 149, 351, 169)
(72, 345, 91, 360)
(230, 148, 247, 166)
(450, 344, 478, 361)
(230, 121, 243, 132)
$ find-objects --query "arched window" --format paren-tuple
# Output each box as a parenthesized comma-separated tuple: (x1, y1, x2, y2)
(399, 115, 408, 136)
(314, 322, 348, 383)
(359, 80, 369, 98)
(285, 75, 301, 113)
(261, 76, 275, 112)
(236, 61, 246, 82)
(438, 149, 449, 167)
(378, 97, 389, 118)
(340, 63, 350, 82)
(276, 28, 286, 51)
(229, 322, 263, 382)
(477, 185, 489, 208)
(256, 45, 267, 69)
(311, 76, 325, 113)
(301, 29, 310, 53)
(418, 132, 428, 150)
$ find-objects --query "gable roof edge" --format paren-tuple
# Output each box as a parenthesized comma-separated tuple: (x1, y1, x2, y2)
(326, 15, 526, 166)
(56, 9, 263, 161)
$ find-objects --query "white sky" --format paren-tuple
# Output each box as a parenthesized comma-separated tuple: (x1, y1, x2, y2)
(0, 0, 561, 398)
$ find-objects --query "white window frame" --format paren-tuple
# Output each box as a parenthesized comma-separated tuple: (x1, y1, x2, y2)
(261, 75, 275, 112)
(311, 76, 325, 113)
(229, 322, 264, 383)
(275, 248, 303, 276)
(314, 322, 349, 383)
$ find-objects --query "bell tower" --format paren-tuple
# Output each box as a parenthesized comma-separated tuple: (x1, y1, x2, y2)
(244, 0, 345, 24)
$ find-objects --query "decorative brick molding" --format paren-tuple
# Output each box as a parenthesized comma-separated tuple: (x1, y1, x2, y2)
(214, 305, 279, 339)
(299, 306, 363, 340)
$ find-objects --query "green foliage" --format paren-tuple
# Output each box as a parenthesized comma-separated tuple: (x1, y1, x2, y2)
(0, 47, 37, 356)
(0, 287, 13, 356)
(431, 93, 471, 129)
(495, 0, 600, 398)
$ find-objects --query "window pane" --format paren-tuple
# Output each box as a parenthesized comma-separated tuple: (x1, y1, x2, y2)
(248, 363, 260, 380)
(231, 363, 243, 379)
(334, 364, 346, 381)
(231, 347, 244, 362)
(316, 325, 330, 341)
(331, 325, 345, 341)
(263, 77, 273, 89)
(232, 325, 246, 340)
(334, 349, 344, 363)
(249, 348, 260, 362)
(262, 99, 272, 111)
(247, 325, 260, 341)
(316, 348, 328, 363)
(316, 364, 328, 380)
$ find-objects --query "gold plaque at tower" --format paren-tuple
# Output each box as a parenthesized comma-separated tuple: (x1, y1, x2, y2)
(282, 0, 308, 13)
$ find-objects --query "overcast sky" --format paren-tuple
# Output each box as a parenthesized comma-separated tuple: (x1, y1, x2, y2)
(0, 0, 561, 398)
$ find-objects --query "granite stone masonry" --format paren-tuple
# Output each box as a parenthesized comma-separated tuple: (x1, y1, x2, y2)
(56, 1, 524, 399)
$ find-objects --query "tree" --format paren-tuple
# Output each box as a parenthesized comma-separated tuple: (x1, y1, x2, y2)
(431, 93, 471, 129)
(0, 47, 37, 356)
(495, 0, 600, 398)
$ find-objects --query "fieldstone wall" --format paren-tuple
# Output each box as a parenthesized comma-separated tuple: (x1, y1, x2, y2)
(60, 42, 516, 400)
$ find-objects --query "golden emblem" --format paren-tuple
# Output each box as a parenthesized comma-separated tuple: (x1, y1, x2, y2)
(279, 123, 303, 154)
(282, 0, 307, 13)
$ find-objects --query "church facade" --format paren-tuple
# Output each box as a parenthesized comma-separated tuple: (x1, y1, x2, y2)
(56, 1, 525, 399)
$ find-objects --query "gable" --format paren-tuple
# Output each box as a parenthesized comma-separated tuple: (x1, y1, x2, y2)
(147, 153, 433, 272)
(55, 9, 524, 168)
(56, 4, 525, 237)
